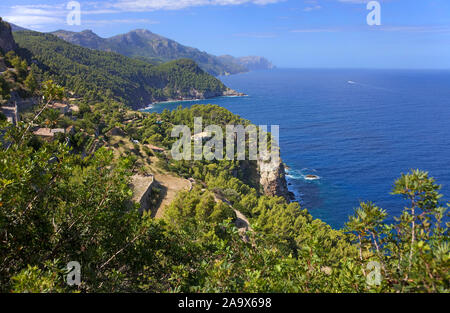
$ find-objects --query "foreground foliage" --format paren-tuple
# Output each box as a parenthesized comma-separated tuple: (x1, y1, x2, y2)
(0, 100, 448, 292)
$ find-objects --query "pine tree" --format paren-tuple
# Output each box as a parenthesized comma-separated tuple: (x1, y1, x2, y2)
(24, 71, 37, 94)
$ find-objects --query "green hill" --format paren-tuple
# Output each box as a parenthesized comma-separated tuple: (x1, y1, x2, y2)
(13, 30, 237, 108)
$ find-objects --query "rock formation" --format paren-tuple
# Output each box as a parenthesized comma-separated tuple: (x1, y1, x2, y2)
(0, 19, 17, 53)
(234, 56, 275, 71)
(258, 152, 292, 202)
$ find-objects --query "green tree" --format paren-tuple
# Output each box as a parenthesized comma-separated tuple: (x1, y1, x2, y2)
(24, 70, 38, 94)
(0, 75, 10, 100)
(42, 109, 61, 128)
(346, 170, 449, 292)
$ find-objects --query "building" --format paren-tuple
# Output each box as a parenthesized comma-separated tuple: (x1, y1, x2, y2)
(1, 105, 18, 125)
(33, 126, 74, 139)
(147, 144, 165, 153)
(33, 128, 56, 138)
(191, 131, 212, 141)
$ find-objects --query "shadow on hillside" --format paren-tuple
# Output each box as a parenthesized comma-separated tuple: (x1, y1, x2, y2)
(150, 181, 167, 218)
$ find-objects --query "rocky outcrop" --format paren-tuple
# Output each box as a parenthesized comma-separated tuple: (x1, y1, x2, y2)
(235, 56, 275, 71)
(258, 152, 292, 202)
(0, 18, 17, 53)
(147, 87, 246, 107)
(218, 55, 274, 72)
(222, 88, 246, 97)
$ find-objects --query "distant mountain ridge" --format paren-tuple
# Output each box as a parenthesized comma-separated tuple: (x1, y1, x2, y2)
(49, 28, 274, 76)
(218, 55, 275, 72)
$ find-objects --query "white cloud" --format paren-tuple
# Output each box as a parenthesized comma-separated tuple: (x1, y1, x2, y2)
(2, 4, 67, 29)
(110, 0, 285, 12)
(3, 15, 65, 30)
(1, 0, 286, 29)
(83, 18, 159, 25)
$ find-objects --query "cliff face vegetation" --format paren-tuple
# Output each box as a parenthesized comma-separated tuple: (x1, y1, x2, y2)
(0, 37, 39, 112)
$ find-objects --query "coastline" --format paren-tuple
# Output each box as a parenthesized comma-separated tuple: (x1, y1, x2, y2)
(137, 100, 294, 203)
(139, 94, 248, 111)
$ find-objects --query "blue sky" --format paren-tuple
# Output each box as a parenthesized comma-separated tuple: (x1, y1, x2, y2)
(1, 0, 449, 69)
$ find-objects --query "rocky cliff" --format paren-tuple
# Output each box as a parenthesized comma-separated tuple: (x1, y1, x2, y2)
(156, 87, 245, 105)
(218, 55, 274, 72)
(235, 56, 275, 71)
(0, 18, 17, 53)
(257, 152, 292, 202)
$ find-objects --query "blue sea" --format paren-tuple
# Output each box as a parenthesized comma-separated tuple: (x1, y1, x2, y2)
(144, 69, 450, 229)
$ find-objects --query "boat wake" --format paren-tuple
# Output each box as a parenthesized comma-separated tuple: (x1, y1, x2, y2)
(347, 80, 391, 91)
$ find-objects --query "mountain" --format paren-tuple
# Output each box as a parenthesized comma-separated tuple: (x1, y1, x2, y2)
(234, 56, 275, 71)
(50, 29, 273, 76)
(218, 55, 275, 72)
(8, 22, 29, 32)
(0, 18, 17, 53)
(13, 30, 242, 108)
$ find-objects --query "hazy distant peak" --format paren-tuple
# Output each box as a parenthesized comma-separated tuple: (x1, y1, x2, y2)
(130, 29, 153, 34)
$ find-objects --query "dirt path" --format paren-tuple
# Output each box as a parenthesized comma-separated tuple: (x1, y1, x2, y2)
(151, 174, 252, 240)
(152, 174, 191, 219)
(233, 209, 253, 232)
(212, 193, 253, 242)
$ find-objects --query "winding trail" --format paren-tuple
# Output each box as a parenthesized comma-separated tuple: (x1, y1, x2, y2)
(212, 193, 253, 242)
(150, 173, 252, 242)
(233, 209, 253, 232)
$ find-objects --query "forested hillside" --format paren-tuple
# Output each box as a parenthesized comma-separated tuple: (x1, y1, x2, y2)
(13, 31, 234, 108)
